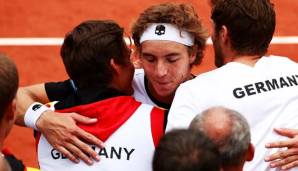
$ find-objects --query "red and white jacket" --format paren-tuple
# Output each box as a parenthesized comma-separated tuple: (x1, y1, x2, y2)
(36, 96, 165, 171)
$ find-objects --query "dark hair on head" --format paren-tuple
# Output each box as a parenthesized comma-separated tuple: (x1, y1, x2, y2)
(0, 53, 19, 120)
(211, 0, 275, 56)
(210, 0, 222, 6)
(131, 3, 208, 66)
(61, 20, 130, 89)
(153, 129, 221, 171)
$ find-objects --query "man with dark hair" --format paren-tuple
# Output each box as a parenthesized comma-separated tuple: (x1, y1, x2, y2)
(167, 0, 298, 170)
(208, 0, 221, 6)
(15, 2, 208, 164)
(153, 129, 221, 171)
(59, 20, 134, 92)
(0, 53, 22, 171)
(34, 20, 165, 171)
(189, 106, 254, 171)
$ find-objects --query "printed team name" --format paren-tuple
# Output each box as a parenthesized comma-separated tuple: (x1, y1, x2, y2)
(51, 146, 135, 160)
(233, 75, 298, 99)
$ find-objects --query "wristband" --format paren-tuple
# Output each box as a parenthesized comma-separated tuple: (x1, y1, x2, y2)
(24, 102, 53, 130)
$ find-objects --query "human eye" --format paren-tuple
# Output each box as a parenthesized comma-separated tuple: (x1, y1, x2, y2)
(167, 56, 179, 63)
(143, 55, 155, 63)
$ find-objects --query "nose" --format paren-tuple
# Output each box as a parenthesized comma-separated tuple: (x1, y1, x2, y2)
(155, 61, 167, 78)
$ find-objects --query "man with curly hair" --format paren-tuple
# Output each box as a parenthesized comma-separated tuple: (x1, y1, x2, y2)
(16, 2, 208, 165)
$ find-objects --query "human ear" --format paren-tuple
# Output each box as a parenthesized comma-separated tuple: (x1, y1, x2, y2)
(110, 58, 124, 76)
(189, 45, 198, 64)
(220, 25, 230, 45)
(246, 143, 255, 161)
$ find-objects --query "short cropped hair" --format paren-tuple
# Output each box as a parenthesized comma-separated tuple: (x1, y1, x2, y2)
(131, 3, 208, 65)
(153, 129, 221, 171)
(211, 0, 275, 56)
(61, 20, 131, 89)
(0, 53, 19, 120)
(190, 107, 251, 167)
(209, 0, 221, 6)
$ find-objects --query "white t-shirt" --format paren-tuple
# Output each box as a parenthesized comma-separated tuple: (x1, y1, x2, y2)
(167, 56, 298, 171)
(132, 69, 171, 110)
(132, 69, 156, 106)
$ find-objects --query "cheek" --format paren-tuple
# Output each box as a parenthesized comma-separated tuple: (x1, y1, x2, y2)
(127, 64, 135, 80)
(169, 62, 191, 81)
(141, 61, 155, 74)
(176, 58, 192, 72)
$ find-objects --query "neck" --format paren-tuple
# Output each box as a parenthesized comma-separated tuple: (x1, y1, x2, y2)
(0, 134, 4, 150)
(226, 54, 262, 67)
(148, 84, 174, 104)
(222, 160, 246, 171)
(0, 122, 4, 150)
(222, 165, 244, 171)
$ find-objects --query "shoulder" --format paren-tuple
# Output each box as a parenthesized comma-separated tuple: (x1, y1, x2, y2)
(132, 69, 152, 103)
(45, 79, 73, 92)
(259, 55, 298, 71)
(132, 69, 145, 88)
(181, 67, 227, 89)
(264, 55, 298, 65)
(45, 79, 74, 101)
(133, 69, 145, 83)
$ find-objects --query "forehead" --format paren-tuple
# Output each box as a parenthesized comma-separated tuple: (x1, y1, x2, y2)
(140, 40, 189, 56)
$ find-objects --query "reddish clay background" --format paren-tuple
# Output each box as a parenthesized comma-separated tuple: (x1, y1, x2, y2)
(0, 0, 298, 168)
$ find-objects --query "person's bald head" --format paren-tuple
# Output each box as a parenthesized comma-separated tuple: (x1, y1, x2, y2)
(189, 106, 253, 169)
(191, 107, 233, 145)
